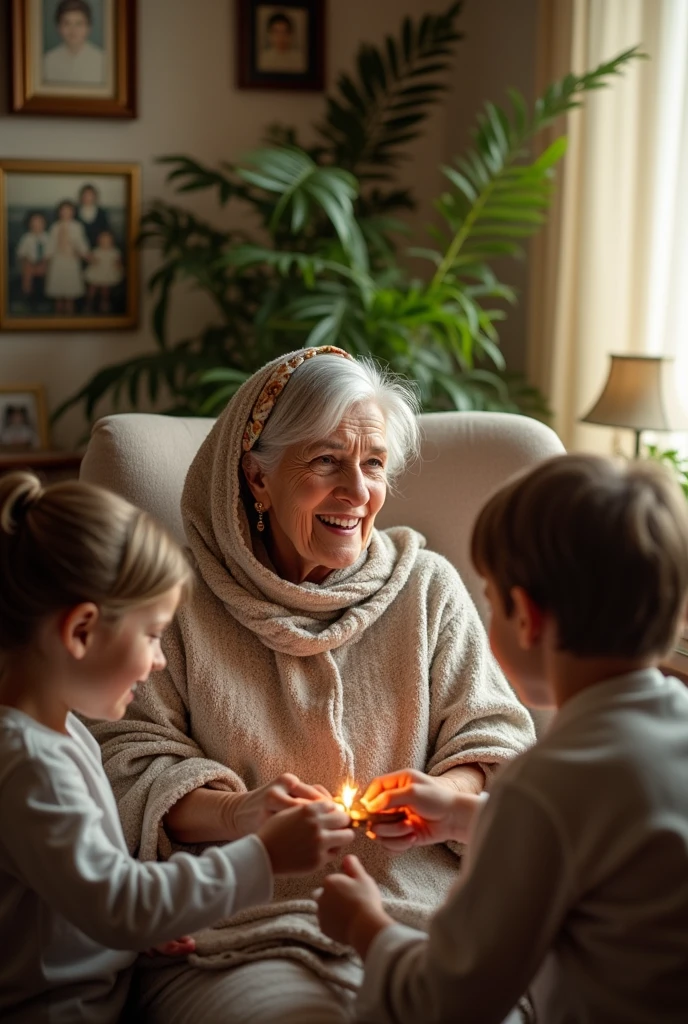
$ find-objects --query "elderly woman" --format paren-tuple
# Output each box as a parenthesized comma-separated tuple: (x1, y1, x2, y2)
(95, 346, 534, 1023)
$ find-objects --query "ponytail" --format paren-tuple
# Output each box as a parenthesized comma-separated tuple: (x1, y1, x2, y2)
(0, 472, 192, 651)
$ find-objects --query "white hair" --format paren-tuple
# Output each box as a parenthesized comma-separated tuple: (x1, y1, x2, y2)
(249, 355, 420, 483)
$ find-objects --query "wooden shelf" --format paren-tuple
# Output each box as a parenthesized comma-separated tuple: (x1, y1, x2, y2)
(0, 450, 83, 472)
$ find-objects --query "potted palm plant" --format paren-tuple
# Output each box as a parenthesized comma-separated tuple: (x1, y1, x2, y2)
(54, 3, 641, 426)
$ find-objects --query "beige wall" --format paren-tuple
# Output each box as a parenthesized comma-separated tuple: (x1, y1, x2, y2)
(0, 0, 538, 449)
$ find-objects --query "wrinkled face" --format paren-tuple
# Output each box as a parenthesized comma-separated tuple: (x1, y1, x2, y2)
(72, 586, 181, 722)
(269, 20, 293, 51)
(58, 11, 90, 50)
(249, 401, 388, 583)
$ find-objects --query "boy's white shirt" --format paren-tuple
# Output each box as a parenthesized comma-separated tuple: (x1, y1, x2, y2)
(0, 708, 273, 1023)
(358, 669, 688, 1024)
(16, 232, 49, 262)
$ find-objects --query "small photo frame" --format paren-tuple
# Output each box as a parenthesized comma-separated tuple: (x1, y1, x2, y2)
(11, 0, 137, 118)
(0, 385, 50, 453)
(237, 0, 324, 91)
(0, 159, 140, 331)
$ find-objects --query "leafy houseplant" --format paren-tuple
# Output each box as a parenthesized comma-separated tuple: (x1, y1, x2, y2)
(643, 445, 688, 499)
(55, 3, 641, 426)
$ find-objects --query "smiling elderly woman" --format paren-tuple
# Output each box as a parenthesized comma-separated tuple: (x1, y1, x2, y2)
(94, 347, 535, 1023)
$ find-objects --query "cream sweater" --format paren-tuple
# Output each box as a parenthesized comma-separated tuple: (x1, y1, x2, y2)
(93, 350, 535, 987)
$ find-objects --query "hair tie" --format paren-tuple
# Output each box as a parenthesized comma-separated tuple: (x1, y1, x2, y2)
(242, 346, 353, 453)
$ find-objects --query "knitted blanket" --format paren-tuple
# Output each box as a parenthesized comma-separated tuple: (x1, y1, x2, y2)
(94, 350, 535, 987)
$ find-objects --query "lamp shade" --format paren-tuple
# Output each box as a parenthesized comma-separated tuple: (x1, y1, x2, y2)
(580, 354, 688, 433)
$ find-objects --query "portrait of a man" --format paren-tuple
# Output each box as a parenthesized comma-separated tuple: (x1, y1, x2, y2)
(42, 0, 106, 87)
(256, 7, 308, 75)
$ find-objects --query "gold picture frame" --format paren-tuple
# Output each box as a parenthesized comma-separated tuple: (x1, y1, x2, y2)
(0, 159, 140, 331)
(11, 0, 137, 119)
(0, 384, 50, 452)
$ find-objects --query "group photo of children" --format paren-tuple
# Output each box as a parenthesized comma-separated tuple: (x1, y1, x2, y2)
(3, 169, 129, 321)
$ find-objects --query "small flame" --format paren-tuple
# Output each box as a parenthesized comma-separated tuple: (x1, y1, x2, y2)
(340, 783, 358, 810)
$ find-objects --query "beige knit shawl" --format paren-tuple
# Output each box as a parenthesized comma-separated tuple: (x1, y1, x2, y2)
(95, 350, 535, 989)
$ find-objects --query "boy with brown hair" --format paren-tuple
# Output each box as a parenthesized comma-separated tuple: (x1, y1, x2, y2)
(317, 454, 688, 1023)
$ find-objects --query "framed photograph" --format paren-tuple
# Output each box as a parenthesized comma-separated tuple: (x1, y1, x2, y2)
(0, 160, 140, 331)
(10, 0, 137, 118)
(0, 385, 49, 452)
(236, 0, 325, 91)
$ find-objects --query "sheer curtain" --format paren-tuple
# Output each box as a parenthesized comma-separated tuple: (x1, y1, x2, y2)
(528, 0, 688, 453)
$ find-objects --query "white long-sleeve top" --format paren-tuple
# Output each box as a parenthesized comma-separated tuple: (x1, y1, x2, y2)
(358, 669, 688, 1024)
(0, 708, 273, 1023)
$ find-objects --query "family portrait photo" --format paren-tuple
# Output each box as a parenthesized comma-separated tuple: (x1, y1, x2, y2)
(0, 161, 140, 331)
(0, 386, 49, 453)
(236, 0, 324, 91)
(10, 0, 136, 117)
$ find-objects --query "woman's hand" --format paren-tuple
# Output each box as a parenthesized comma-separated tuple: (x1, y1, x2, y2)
(317, 855, 393, 958)
(258, 801, 354, 875)
(228, 773, 331, 838)
(362, 769, 484, 849)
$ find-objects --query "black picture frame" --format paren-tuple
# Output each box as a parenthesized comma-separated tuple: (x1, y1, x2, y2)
(236, 0, 325, 91)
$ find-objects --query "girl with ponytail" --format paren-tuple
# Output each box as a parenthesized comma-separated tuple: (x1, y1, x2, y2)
(0, 472, 352, 1023)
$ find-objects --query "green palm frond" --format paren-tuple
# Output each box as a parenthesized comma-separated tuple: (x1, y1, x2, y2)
(155, 155, 246, 205)
(221, 243, 370, 292)
(317, 1, 463, 181)
(139, 201, 236, 255)
(193, 367, 251, 415)
(53, 12, 645, 431)
(236, 148, 368, 270)
(431, 46, 644, 288)
(643, 445, 688, 498)
(140, 201, 259, 346)
(153, 155, 275, 224)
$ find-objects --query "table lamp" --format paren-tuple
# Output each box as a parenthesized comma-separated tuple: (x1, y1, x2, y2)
(580, 354, 688, 456)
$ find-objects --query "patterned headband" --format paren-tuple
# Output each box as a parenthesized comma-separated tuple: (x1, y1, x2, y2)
(242, 346, 354, 452)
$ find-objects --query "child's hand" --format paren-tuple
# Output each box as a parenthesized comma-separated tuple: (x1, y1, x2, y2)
(146, 935, 196, 957)
(258, 801, 354, 875)
(363, 769, 483, 847)
(231, 773, 330, 837)
(317, 855, 393, 958)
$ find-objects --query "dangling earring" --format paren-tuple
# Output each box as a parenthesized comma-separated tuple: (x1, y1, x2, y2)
(254, 501, 265, 532)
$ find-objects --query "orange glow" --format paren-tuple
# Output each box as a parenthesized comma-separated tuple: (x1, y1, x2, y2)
(340, 783, 358, 810)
